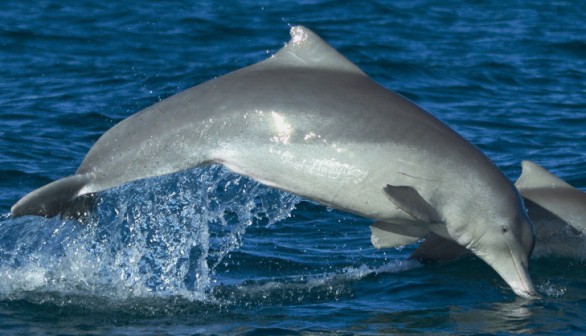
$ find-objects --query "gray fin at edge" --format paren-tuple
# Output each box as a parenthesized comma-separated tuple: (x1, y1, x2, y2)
(516, 160, 573, 190)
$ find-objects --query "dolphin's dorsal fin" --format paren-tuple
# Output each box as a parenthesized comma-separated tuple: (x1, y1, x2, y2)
(515, 160, 573, 190)
(261, 26, 366, 76)
(383, 185, 442, 223)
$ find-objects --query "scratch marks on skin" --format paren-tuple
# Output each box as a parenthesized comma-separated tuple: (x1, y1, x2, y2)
(285, 51, 307, 64)
(394, 157, 438, 182)
(308, 158, 367, 182)
(397, 171, 438, 182)
(282, 51, 307, 64)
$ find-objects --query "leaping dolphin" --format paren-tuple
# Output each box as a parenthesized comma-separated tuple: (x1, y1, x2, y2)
(413, 160, 586, 260)
(10, 26, 537, 297)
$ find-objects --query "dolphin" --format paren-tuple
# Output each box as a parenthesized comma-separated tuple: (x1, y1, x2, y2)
(516, 160, 586, 257)
(10, 26, 537, 297)
(412, 160, 586, 260)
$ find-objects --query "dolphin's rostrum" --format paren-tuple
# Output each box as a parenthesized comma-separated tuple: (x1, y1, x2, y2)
(11, 26, 537, 298)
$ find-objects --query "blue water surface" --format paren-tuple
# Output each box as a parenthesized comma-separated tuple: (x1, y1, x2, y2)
(1, 1, 586, 335)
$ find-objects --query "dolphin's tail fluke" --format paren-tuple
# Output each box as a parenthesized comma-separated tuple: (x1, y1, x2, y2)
(10, 174, 94, 219)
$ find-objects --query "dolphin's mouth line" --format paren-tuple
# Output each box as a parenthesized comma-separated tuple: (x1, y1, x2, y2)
(507, 244, 533, 297)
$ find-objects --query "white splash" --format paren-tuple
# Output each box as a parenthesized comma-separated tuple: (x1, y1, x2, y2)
(290, 26, 308, 45)
(0, 165, 300, 304)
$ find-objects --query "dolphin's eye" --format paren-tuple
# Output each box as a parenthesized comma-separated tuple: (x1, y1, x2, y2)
(501, 225, 508, 233)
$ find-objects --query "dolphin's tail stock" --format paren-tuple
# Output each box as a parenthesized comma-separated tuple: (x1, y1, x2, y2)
(10, 174, 95, 220)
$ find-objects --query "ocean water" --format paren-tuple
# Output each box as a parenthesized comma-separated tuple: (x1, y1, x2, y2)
(1, 1, 586, 335)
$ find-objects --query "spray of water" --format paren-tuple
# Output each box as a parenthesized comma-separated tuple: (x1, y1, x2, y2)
(0, 165, 300, 304)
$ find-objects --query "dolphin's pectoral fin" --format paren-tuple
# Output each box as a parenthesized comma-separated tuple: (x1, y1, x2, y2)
(370, 221, 429, 249)
(382, 185, 442, 223)
(409, 233, 469, 263)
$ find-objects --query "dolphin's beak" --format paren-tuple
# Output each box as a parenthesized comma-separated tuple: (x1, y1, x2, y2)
(497, 261, 538, 299)
(482, 243, 539, 299)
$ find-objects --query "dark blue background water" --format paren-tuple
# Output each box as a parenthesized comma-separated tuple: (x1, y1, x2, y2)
(2, 1, 586, 335)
